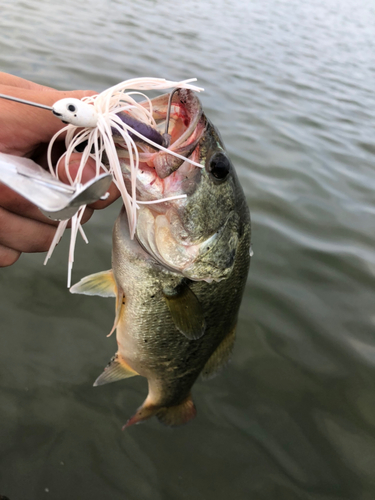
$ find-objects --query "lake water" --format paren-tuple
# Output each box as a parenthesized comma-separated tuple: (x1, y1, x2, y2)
(1, 0, 375, 498)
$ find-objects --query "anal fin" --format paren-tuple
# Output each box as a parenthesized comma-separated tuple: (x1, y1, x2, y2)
(70, 270, 117, 297)
(201, 326, 236, 380)
(93, 352, 139, 387)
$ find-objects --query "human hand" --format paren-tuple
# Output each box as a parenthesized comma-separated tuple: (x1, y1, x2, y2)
(0, 73, 120, 266)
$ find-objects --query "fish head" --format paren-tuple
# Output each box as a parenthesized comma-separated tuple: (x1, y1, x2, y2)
(117, 89, 250, 283)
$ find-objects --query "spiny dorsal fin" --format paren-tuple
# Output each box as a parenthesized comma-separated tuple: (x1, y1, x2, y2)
(201, 326, 236, 380)
(70, 270, 116, 297)
(163, 282, 205, 340)
(93, 353, 138, 387)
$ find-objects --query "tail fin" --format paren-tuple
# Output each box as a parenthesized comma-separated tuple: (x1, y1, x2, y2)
(156, 395, 197, 426)
(123, 394, 197, 429)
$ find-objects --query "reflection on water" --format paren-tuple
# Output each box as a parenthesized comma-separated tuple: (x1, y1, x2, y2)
(1, 0, 375, 498)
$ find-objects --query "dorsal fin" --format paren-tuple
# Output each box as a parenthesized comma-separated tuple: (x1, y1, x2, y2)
(163, 282, 205, 340)
(70, 270, 116, 297)
(93, 353, 139, 386)
(201, 326, 236, 380)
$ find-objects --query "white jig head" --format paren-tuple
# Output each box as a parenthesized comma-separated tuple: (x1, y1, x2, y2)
(52, 98, 98, 127)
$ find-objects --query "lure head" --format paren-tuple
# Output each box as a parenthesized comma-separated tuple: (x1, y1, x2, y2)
(52, 98, 98, 127)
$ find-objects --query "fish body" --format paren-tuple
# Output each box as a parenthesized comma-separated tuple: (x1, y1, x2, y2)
(71, 89, 251, 427)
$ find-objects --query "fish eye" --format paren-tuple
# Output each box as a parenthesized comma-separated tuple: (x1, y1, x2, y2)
(208, 153, 231, 180)
(68, 104, 76, 112)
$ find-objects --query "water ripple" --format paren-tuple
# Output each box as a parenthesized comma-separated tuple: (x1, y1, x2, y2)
(1, 0, 375, 498)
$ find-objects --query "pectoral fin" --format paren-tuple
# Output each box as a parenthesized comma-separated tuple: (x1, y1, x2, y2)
(163, 283, 205, 340)
(70, 270, 116, 297)
(107, 289, 125, 337)
(93, 353, 139, 386)
(201, 326, 236, 380)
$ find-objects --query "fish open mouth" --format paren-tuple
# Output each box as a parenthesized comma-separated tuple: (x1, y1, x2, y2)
(116, 89, 206, 202)
(115, 89, 235, 282)
(115, 89, 211, 276)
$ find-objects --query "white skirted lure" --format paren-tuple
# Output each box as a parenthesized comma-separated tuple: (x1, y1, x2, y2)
(43, 78, 204, 287)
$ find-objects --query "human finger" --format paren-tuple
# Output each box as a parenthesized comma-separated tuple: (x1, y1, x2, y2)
(0, 72, 55, 91)
(0, 243, 21, 267)
(0, 182, 94, 227)
(0, 204, 94, 253)
(0, 182, 59, 226)
(0, 206, 58, 253)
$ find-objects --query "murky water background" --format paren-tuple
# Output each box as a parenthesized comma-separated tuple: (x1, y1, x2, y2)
(1, 0, 375, 498)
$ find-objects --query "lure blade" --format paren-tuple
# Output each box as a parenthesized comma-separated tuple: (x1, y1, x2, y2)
(0, 152, 112, 220)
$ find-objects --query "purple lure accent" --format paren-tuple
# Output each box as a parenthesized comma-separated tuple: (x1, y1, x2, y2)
(114, 112, 165, 147)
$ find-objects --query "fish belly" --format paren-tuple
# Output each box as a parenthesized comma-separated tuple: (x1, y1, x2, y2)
(112, 210, 204, 407)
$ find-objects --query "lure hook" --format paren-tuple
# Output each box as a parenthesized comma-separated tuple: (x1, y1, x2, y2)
(162, 88, 179, 148)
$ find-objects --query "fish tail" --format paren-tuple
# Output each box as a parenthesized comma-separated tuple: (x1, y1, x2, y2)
(123, 394, 196, 429)
(156, 395, 197, 427)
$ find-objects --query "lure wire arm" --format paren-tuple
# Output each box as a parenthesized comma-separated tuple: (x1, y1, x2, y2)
(0, 93, 54, 111)
(0, 89, 180, 147)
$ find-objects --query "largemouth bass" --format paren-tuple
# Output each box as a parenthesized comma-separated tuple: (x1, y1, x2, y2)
(71, 89, 251, 427)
